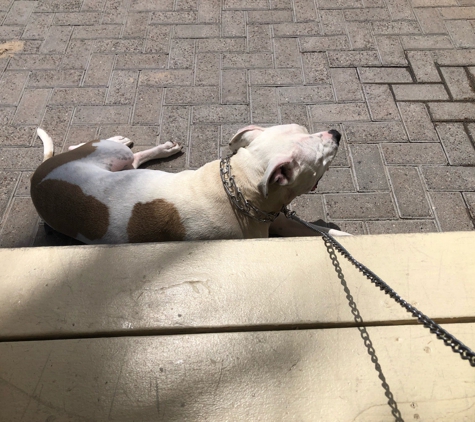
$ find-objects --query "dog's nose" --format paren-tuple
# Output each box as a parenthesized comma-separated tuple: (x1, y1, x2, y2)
(328, 129, 341, 145)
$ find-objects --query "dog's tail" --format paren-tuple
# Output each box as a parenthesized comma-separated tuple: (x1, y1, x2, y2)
(37, 128, 54, 162)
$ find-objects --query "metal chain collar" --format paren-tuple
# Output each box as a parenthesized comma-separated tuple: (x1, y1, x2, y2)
(220, 156, 280, 223)
(282, 208, 475, 368)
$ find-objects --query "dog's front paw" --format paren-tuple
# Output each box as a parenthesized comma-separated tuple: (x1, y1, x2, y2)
(161, 141, 182, 155)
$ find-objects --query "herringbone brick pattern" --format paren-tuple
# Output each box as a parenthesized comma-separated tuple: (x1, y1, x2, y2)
(0, 0, 474, 247)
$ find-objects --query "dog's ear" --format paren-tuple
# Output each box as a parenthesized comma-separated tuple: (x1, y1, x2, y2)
(258, 156, 298, 198)
(228, 125, 264, 153)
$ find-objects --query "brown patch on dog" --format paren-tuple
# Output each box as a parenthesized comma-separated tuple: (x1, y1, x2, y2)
(127, 199, 185, 243)
(31, 141, 98, 187)
(0, 40, 24, 58)
(31, 179, 109, 241)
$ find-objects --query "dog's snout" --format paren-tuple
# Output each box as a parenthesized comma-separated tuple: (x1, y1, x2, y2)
(328, 129, 341, 145)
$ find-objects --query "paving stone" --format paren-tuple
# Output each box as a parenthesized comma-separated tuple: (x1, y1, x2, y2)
(331, 68, 363, 102)
(82, 54, 114, 86)
(144, 26, 171, 53)
(398, 102, 438, 142)
(279, 104, 309, 128)
(428, 102, 475, 121)
(0, 171, 20, 222)
(247, 24, 272, 52)
(139, 70, 194, 86)
(189, 125, 219, 168)
(349, 144, 388, 191)
(381, 143, 447, 164)
(413, 8, 447, 34)
(314, 166, 355, 193)
(422, 166, 475, 191)
(319, 10, 346, 35)
(273, 22, 320, 37)
(366, 220, 437, 234)
(430, 192, 474, 231)
(435, 123, 475, 166)
(300, 36, 350, 52)
(49, 88, 106, 106)
(274, 38, 301, 68)
(358, 67, 412, 83)
(392, 84, 449, 101)
(327, 51, 381, 67)
(98, 126, 160, 147)
(0, 197, 38, 247)
(438, 6, 475, 19)
(123, 12, 150, 39)
(106, 71, 139, 105)
(133, 86, 163, 125)
(38, 106, 74, 148)
(28, 70, 83, 88)
(166, 86, 220, 105)
(221, 70, 247, 104)
(0, 148, 43, 170)
(386, 0, 415, 20)
(325, 193, 397, 219)
(247, 80, 278, 119)
(346, 22, 375, 49)
(388, 166, 431, 217)
(22, 13, 54, 39)
(64, 126, 99, 151)
(375, 35, 407, 66)
(195, 53, 220, 86)
(289, 194, 325, 222)
(193, 105, 249, 123)
(53, 12, 102, 26)
(222, 52, 272, 69)
(293, 0, 318, 22)
(445, 19, 475, 48)
(406, 51, 440, 82)
(115, 54, 168, 70)
(344, 121, 408, 143)
(159, 106, 190, 146)
(0, 126, 36, 147)
(150, 11, 198, 24)
(434, 49, 475, 66)
(0, 71, 28, 106)
(248, 9, 293, 23)
(363, 84, 400, 121)
(73, 106, 131, 125)
(310, 103, 370, 123)
(277, 85, 334, 104)
(440, 67, 475, 101)
(40, 26, 73, 54)
(9, 54, 62, 70)
(400, 35, 453, 49)
(197, 38, 246, 52)
(13, 89, 50, 126)
(169, 39, 195, 69)
(4, 1, 36, 25)
(60, 39, 95, 69)
(464, 192, 475, 220)
(344, 8, 390, 21)
(250, 68, 303, 86)
(302, 53, 331, 84)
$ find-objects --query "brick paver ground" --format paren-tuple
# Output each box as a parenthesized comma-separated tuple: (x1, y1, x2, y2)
(0, 0, 474, 247)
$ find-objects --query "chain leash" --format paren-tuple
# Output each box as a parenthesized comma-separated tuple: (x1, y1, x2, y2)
(283, 207, 475, 367)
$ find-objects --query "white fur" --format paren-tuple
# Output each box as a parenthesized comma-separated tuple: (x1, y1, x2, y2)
(37, 128, 54, 161)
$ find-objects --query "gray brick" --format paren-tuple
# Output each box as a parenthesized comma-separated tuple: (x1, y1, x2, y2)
(434, 49, 475, 66)
(145, 26, 171, 53)
(346, 22, 375, 50)
(300, 36, 350, 52)
(73, 106, 131, 125)
(0, 171, 21, 221)
(430, 192, 473, 231)
(372, 21, 421, 35)
(115, 54, 168, 70)
(174, 24, 220, 38)
(302, 53, 331, 83)
(250, 86, 279, 123)
(250, 68, 303, 86)
(9, 54, 62, 70)
(53, 12, 102, 25)
(39, 106, 74, 148)
(198, 0, 220, 22)
(435, 123, 475, 165)
(428, 102, 475, 121)
(13, 89, 50, 125)
(82, 0, 107, 11)
(248, 9, 292, 23)
(195, 53, 220, 86)
(72, 24, 122, 39)
(222, 52, 273, 69)
(280, 104, 309, 128)
(289, 194, 325, 222)
(106, 71, 138, 105)
(386, 0, 415, 20)
(36, 0, 83, 12)
(61, 39, 95, 69)
(15, 171, 32, 197)
(4, 0, 36, 25)
(0, 108, 14, 126)
(150, 11, 197, 24)
(139, 70, 194, 86)
(320, 10, 346, 35)
(399, 102, 438, 142)
(440, 67, 475, 101)
(123, 12, 149, 39)
(28, 70, 83, 88)
(193, 105, 249, 123)
(293, 0, 318, 22)
(166, 86, 219, 105)
(366, 220, 437, 234)
(159, 106, 190, 145)
(128, 0, 174, 11)
(392, 84, 449, 101)
(197, 38, 246, 52)
(464, 192, 475, 220)
(401, 35, 453, 49)
(350, 144, 388, 191)
(364, 84, 399, 121)
(0, 26, 24, 39)
(0, 126, 36, 147)
(331, 68, 363, 102)
(222, 10, 246, 37)
(133, 86, 163, 125)
(83, 54, 114, 86)
(65, 126, 99, 150)
(0, 148, 43, 170)
(22, 13, 54, 40)
(40, 26, 73, 54)
(407, 51, 440, 83)
(0, 71, 28, 106)
(388, 166, 431, 217)
(247, 24, 272, 52)
(317, 0, 364, 7)
(0, 197, 38, 247)
(344, 121, 408, 143)
(375, 36, 407, 66)
(273, 22, 320, 37)
(382, 143, 447, 164)
(325, 193, 397, 219)
(51, 88, 106, 105)
(358, 67, 412, 83)
(344, 8, 390, 21)
(274, 38, 301, 68)
(446, 20, 475, 48)
(189, 125, 219, 168)
(169, 39, 195, 69)
(98, 126, 159, 147)
(277, 85, 334, 104)
(221, 70, 247, 104)
(310, 103, 370, 122)
(414, 8, 446, 34)
(423, 166, 475, 191)
(327, 51, 381, 67)
(438, 6, 475, 19)
(315, 167, 355, 193)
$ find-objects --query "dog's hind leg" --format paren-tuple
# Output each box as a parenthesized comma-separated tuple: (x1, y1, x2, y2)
(132, 142, 182, 168)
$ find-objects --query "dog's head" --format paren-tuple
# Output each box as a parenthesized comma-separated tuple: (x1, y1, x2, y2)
(229, 124, 340, 202)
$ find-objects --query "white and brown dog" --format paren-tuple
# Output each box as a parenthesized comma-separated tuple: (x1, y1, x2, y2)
(31, 124, 349, 244)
